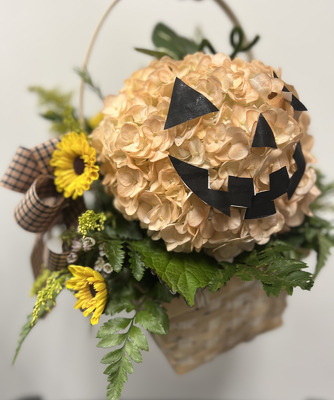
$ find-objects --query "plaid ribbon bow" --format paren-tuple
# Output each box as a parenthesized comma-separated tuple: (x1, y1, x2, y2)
(0, 138, 85, 277)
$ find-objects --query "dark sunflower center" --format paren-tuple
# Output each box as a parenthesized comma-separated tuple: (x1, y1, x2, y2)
(89, 283, 97, 298)
(73, 156, 85, 175)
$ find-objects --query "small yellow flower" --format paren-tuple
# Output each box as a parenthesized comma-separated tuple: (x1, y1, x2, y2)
(50, 132, 99, 199)
(66, 265, 107, 325)
(78, 210, 107, 238)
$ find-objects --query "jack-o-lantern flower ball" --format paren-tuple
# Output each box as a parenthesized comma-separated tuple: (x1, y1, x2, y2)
(92, 52, 319, 261)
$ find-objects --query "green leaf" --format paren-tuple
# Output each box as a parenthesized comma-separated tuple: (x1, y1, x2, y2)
(208, 263, 236, 292)
(144, 300, 169, 335)
(131, 239, 217, 306)
(104, 298, 135, 315)
(98, 315, 147, 400)
(104, 240, 125, 273)
(105, 356, 133, 400)
(135, 310, 167, 335)
(211, 241, 314, 297)
(97, 333, 127, 349)
(128, 245, 146, 281)
(128, 325, 149, 351)
(315, 233, 333, 278)
(97, 318, 132, 337)
(152, 23, 199, 60)
(12, 313, 34, 364)
(74, 67, 104, 100)
(125, 340, 143, 363)
(101, 348, 123, 365)
(134, 48, 170, 59)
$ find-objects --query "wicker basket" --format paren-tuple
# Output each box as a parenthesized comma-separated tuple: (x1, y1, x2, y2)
(153, 277, 287, 374)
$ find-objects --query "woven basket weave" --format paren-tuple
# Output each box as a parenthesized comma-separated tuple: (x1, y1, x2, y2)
(153, 277, 287, 374)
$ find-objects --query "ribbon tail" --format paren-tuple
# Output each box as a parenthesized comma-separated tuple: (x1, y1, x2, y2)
(14, 175, 65, 233)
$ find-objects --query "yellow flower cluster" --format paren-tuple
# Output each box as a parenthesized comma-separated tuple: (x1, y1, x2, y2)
(78, 210, 106, 238)
(31, 271, 67, 326)
(92, 52, 319, 261)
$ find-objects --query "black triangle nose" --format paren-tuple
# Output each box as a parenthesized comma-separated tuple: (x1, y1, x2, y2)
(251, 113, 277, 149)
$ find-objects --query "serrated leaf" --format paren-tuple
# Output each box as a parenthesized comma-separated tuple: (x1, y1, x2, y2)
(144, 300, 169, 335)
(101, 348, 123, 365)
(97, 333, 127, 348)
(315, 233, 333, 278)
(128, 245, 146, 281)
(210, 240, 314, 297)
(128, 325, 149, 351)
(135, 310, 167, 335)
(104, 240, 125, 272)
(131, 239, 217, 306)
(104, 298, 135, 315)
(97, 318, 132, 337)
(209, 263, 235, 292)
(105, 356, 133, 400)
(125, 340, 143, 363)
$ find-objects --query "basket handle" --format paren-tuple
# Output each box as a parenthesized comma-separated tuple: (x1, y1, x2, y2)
(78, 0, 253, 125)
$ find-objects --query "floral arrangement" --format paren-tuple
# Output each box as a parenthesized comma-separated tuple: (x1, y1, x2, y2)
(2, 5, 334, 400)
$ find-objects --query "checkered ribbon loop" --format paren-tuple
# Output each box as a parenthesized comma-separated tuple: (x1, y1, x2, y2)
(0, 138, 59, 193)
(14, 175, 65, 233)
(1, 138, 87, 277)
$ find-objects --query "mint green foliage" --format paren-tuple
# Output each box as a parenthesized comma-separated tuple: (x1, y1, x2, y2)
(135, 22, 216, 60)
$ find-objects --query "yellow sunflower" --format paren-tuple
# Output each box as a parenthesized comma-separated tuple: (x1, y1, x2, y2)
(66, 265, 107, 325)
(50, 132, 99, 199)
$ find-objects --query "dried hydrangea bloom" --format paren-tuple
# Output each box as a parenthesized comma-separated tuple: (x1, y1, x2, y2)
(92, 52, 319, 261)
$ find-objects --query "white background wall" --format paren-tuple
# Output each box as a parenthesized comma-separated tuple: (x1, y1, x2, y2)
(1, 1, 334, 399)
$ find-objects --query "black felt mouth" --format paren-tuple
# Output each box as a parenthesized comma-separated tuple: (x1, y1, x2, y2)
(169, 142, 305, 219)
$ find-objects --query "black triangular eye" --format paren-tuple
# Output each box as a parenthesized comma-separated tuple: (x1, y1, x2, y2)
(164, 77, 219, 130)
(252, 113, 277, 149)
